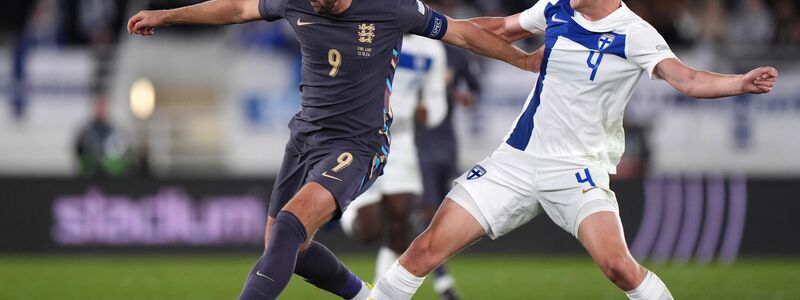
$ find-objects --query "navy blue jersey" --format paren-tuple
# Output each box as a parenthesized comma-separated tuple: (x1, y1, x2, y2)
(259, 0, 448, 158)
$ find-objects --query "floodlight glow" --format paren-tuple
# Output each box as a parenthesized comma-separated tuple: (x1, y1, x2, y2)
(130, 78, 156, 120)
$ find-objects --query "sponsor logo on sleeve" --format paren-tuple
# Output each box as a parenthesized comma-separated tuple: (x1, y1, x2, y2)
(429, 16, 443, 38)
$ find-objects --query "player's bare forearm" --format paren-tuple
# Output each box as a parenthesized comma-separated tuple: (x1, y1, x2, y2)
(655, 58, 779, 99)
(128, 0, 261, 35)
(443, 19, 538, 72)
(468, 14, 533, 43)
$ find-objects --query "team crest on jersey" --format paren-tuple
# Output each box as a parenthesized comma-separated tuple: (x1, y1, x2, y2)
(597, 33, 615, 51)
(358, 23, 376, 44)
(467, 165, 487, 180)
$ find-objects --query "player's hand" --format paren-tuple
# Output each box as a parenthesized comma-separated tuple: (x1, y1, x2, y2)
(524, 46, 545, 73)
(127, 10, 169, 36)
(741, 66, 778, 94)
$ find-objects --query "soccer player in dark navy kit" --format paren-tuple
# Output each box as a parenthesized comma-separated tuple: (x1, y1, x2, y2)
(128, 0, 540, 298)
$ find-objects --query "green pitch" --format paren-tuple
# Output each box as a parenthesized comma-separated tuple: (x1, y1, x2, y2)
(1, 254, 798, 299)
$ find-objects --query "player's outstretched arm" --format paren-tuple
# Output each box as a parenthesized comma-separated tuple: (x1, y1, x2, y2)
(468, 14, 534, 43)
(654, 58, 779, 99)
(128, 0, 261, 36)
(442, 18, 542, 72)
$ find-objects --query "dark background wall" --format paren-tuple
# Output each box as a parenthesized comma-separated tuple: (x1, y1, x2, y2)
(1, 177, 798, 260)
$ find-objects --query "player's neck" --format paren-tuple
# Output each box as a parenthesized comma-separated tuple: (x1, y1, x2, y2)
(574, 0, 621, 22)
(331, 0, 353, 15)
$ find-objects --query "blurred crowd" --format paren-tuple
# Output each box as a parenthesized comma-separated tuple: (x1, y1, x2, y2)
(2, 0, 800, 47)
(1, 0, 799, 178)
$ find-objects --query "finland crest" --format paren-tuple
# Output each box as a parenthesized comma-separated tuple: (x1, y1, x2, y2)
(467, 165, 487, 180)
(597, 33, 615, 51)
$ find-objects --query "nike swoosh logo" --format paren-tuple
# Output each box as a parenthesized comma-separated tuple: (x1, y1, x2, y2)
(255, 271, 275, 282)
(551, 14, 568, 23)
(297, 19, 316, 26)
(582, 187, 598, 194)
(322, 171, 342, 182)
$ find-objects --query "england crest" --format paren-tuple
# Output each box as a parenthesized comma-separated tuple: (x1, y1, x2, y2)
(467, 165, 487, 180)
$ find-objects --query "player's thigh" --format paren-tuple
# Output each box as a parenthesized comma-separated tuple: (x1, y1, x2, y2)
(577, 211, 633, 262)
(399, 197, 485, 274)
(306, 147, 383, 219)
(450, 158, 540, 239)
(267, 141, 308, 218)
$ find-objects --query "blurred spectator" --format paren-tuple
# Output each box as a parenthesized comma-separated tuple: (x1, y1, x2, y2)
(727, 0, 775, 44)
(74, 89, 131, 178)
(671, 0, 727, 45)
(773, 0, 800, 43)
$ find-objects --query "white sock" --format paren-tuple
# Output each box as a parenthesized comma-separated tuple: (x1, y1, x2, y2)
(375, 247, 399, 283)
(368, 261, 425, 300)
(625, 271, 674, 300)
(348, 281, 370, 300)
(433, 274, 456, 294)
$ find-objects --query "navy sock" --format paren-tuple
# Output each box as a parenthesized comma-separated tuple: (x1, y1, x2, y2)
(295, 241, 363, 299)
(433, 264, 449, 278)
(239, 211, 307, 300)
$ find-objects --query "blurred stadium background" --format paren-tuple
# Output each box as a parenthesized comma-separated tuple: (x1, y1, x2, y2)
(1, 0, 800, 299)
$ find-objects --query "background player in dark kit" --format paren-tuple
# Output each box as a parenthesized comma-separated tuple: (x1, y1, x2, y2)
(128, 0, 541, 298)
(413, 43, 482, 300)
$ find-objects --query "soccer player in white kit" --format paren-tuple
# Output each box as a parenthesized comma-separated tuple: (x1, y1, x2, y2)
(341, 33, 449, 286)
(370, 0, 779, 299)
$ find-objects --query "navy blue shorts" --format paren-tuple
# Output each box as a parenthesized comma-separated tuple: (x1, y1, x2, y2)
(418, 159, 459, 208)
(268, 136, 385, 220)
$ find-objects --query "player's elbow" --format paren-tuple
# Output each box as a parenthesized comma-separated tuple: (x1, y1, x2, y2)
(673, 70, 708, 99)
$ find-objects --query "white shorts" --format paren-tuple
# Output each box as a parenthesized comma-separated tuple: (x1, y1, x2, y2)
(341, 133, 422, 236)
(448, 144, 619, 239)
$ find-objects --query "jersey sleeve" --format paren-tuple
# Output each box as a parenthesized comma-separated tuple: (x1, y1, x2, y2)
(397, 0, 449, 40)
(518, 0, 549, 34)
(259, 0, 287, 21)
(626, 24, 678, 80)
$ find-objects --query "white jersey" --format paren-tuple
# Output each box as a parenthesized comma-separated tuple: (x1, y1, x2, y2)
(382, 34, 447, 179)
(391, 34, 448, 137)
(508, 0, 677, 173)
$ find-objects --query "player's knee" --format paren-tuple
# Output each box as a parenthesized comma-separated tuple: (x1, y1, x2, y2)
(405, 234, 442, 271)
(282, 183, 338, 233)
(600, 255, 642, 290)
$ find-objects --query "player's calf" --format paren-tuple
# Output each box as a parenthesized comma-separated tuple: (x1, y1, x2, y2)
(370, 198, 485, 300)
(240, 182, 351, 299)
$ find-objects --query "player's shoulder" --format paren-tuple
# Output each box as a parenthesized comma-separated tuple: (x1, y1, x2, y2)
(612, 8, 657, 36)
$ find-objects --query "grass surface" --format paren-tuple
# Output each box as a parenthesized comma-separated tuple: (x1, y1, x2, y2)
(1, 254, 798, 299)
